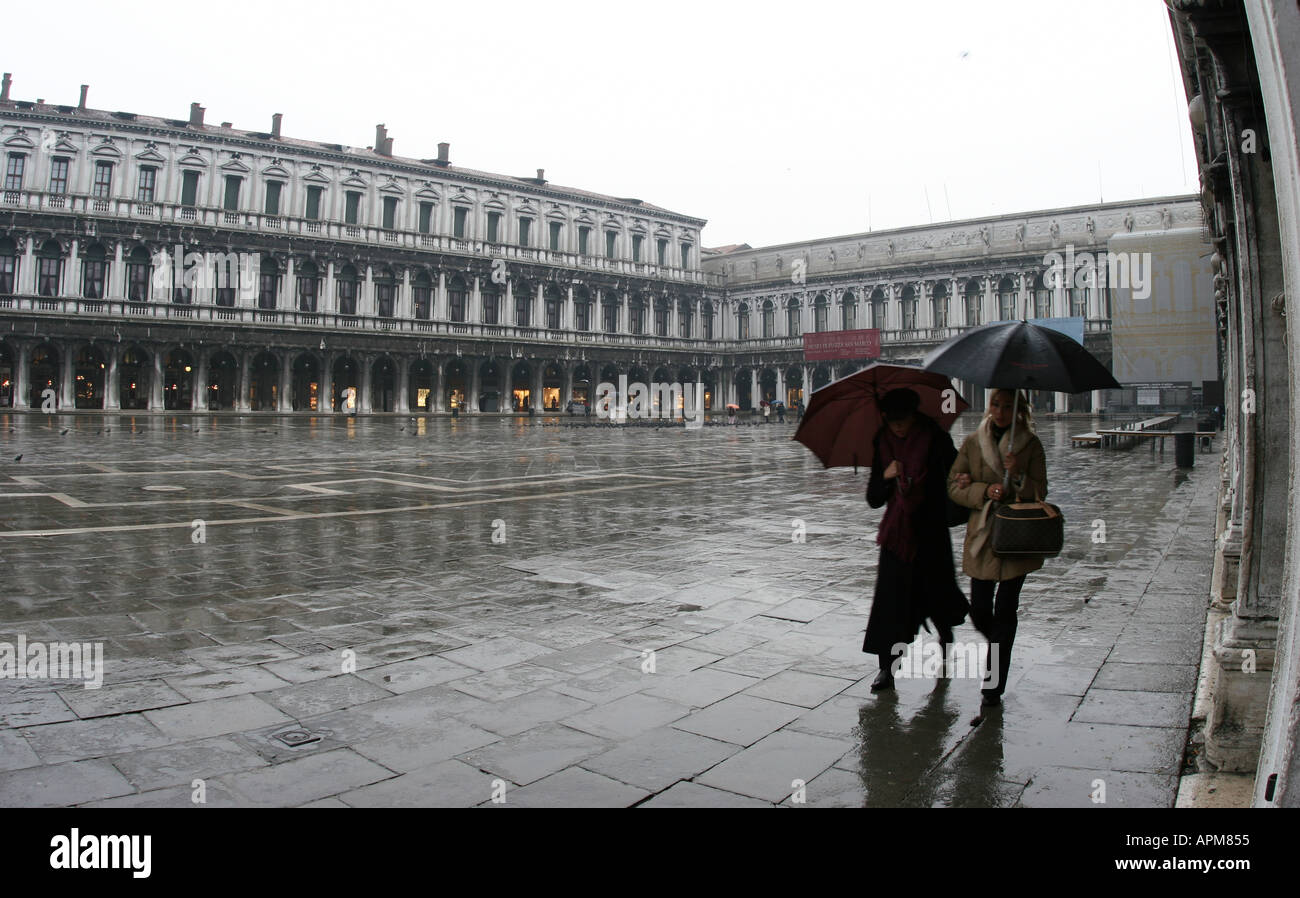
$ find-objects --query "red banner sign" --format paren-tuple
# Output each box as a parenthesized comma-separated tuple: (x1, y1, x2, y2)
(803, 329, 881, 362)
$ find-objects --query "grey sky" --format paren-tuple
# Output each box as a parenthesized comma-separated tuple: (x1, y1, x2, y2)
(5, 0, 1196, 247)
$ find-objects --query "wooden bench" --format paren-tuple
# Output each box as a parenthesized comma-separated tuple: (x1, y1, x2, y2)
(1071, 432, 1102, 447)
(1095, 428, 1217, 454)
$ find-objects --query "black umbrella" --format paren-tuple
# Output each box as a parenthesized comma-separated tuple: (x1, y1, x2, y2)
(923, 320, 1121, 488)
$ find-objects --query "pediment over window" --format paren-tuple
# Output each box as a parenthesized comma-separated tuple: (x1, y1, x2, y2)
(378, 178, 405, 195)
(51, 134, 79, 154)
(545, 209, 566, 220)
(482, 197, 505, 210)
(261, 161, 290, 179)
(574, 214, 593, 226)
(178, 148, 208, 167)
(654, 226, 672, 238)
(90, 137, 122, 158)
(516, 202, 538, 216)
(3, 130, 36, 150)
(135, 145, 167, 164)
(302, 166, 330, 184)
(220, 157, 251, 174)
(414, 184, 440, 200)
(341, 171, 368, 189)
(450, 192, 473, 205)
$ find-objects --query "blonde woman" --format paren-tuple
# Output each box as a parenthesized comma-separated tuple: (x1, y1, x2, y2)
(947, 390, 1048, 706)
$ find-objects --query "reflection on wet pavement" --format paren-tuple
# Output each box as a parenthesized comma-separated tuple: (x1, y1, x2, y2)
(0, 413, 1216, 806)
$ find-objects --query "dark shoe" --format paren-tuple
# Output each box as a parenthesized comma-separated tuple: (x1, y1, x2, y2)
(870, 670, 895, 692)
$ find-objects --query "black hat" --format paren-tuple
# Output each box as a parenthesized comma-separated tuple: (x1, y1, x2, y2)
(880, 388, 920, 422)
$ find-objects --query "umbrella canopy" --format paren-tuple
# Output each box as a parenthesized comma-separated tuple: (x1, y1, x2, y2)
(793, 362, 969, 469)
(725, 403, 740, 410)
(922, 320, 1121, 393)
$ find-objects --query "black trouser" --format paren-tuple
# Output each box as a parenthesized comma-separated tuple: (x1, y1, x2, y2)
(968, 575, 1026, 696)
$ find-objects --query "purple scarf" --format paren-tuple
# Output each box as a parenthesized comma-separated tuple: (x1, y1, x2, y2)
(876, 421, 933, 563)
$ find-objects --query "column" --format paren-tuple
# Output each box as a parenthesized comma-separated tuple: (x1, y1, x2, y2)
(531, 365, 543, 413)
(776, 369, 786, 406)
(59, 342, 75, 410)
(193, 351, 209, 411)
(362, 265, 374, 318)
(470, 276, 482, 323)
(534, 282, 544, 330)
(918, 283, 933, 329)
(18, 238, 35, 295)
(620, 291, 630, 335)
(468, 360, 481, 413)
(396, 357, 410, 414)
(236, 352, 251, 412)
(280, 258, 294, 312)
(1018, 272, 1031, 321)
(67, 240, 82, 298)
(432, 360, 445, 413)
(951, 278, 965, 327)
(358, 356, 373, 414)
(149, 350, 164, 411)
(399, 268, 412, 320)
(324, 262, 336, 315)
(565, 285, 575, 333)
(103, 345, 120, 411)
(983, 276, 996, 324)
(750, 369, 759, 407)
(320, 354, 334, 412)
(436, 270, 448, 320)
(110, 242, 125, 301)
(503, 279, 513, 328)
(562, 364, 574, 408)
(278, 352, 292, 412)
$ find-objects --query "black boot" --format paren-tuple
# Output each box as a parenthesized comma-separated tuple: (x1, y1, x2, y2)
(871, 652, 895, 692)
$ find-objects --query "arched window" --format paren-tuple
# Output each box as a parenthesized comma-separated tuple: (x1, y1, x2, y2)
(337, 264, 359, 316)
(375, 268, 396, 318)
(602, 293, 618, 333)
(258, 257, 279, 310)
(786, 298, 800, 337)
(629, 294, 645, 335)
(654, 297, 669, 337)
(545, 286, 562, 330)
(481, 285, 499, 325)
(762, 300, 775, 338)
(998, 277, 1018, 320)
(513, 281, 530, 327)
(82, 243, 107, 299)
(965, 280, 982, 326)
(449, 276, 467, 322)
(126, 247, 151, 302)
(0, 237, 19, 295)
(902, 286, 918, 330)
(37, 240, 62, 297)
(574, 287, 591, 332)
(1033, 273, 1052, 319)
(702, 301, 714, 340)
(412, 270, 431, 319)
(297, 260, 319, 312)
(678, 299, 694, 339)
(932, 285, 949, 328)
(737, 302, 750, 340)
(841, 292, 856, 330)
(870, 290, 886, 329)
(814, 294, 828, 333)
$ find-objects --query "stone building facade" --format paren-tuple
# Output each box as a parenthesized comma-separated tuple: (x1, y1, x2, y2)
(1169, 0, 1300, 807)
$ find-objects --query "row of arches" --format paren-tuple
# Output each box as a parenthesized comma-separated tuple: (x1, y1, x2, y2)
(0, 239, 714, 334)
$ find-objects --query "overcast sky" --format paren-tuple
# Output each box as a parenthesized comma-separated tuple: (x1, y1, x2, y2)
(5, 0, 1196, 248)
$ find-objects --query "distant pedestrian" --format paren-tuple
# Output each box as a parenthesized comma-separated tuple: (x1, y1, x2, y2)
(796, 400, 804, 421)
(763, 403, 771, 424)
(948, 389, 1048, 707)
(777, 403, 786, 424)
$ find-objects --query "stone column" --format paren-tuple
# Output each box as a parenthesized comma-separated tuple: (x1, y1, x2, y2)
(362, 265, 374, 318)
(149, 351, 164, 411)
(320, 354, 334, 412)
(67, 240, 81, 298)
(324, 262, 336, 315)
(358, 356, 373, 414)
(396, 357, 410, 414)
(103, 345, 120, 411)
(278, 353, 292, 412)
(193, 351, 209, 411)
(532, 365, 544, 413)
(236, 352, 252, 412)
(432, 360, 445, 413)
(468, 360, 481, 414)
(436, 270, 448, 321)
(750, 369, 759, 408)
(983, 276, 996, 324)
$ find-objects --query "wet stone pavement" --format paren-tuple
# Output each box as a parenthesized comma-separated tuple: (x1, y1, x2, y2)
(0, 412, 1217, 807)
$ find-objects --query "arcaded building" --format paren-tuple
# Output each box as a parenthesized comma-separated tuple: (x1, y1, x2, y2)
(0, 76, 1202, 420)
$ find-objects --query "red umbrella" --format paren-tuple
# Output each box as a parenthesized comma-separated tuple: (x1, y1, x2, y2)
(793, 362, 969, 468)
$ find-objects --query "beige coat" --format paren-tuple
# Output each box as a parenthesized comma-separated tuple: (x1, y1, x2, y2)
(947, 418, 1049, 582)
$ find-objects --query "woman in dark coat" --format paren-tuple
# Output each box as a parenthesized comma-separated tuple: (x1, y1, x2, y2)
(863, 388, 969, 691)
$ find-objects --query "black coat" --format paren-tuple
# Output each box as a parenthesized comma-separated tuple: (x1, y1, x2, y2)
(862, 417, 969, 655)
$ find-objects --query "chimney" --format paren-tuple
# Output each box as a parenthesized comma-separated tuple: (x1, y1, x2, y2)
(0, 73, 10, 104)
(220, 122, 232, 129)
(271, 113, 282, 138)
(189, 102, 205, 127)
(78, 84, 88, 109)
(436, 142, 450, 165)
(536, 168, 545, 183)
(375, 124, 393, 156)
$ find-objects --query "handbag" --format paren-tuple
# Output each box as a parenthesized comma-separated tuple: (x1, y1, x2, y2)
(991, 500, 1064, 557)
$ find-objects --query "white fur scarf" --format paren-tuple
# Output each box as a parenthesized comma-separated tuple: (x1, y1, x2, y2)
(968, 416, 1037, 559)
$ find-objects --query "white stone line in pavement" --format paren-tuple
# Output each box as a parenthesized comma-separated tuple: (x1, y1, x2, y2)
(0, 492, 91, 508)
(0, 472, 733, 538)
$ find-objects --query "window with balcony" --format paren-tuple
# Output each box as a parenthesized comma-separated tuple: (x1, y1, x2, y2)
(305, 185, 323, 220)
(137, 166, 157, 202)
(487, 212, 501, 243)
(680, 242, 691, 269)
(549, 221, 562, 252)
(126, 247, 151, 302)
(337, 265, 359, 315)
(258, 260, 278, 310)
(703, 303, 714, 340)
(602, 299, 618, 333)
(657, 239, 667, 267)
(482, 288, 499, 325)
(222, 175, 242, 211)
(1033, 279, 1052, 318)
(514, 289, 530, 327)
(49, 158, 69, 195)
(605, 231, 617, 258)
(998, 279, 1017, 320)
(578, 227, 590, 255)
(814, 297, 828, 333)
(93, 162, 114, 199)
(519, 218, 532, 248)
(264, 180, 282, 215)
(181, 170, 200, 207)
(842, 296, 856, 330)
(1069, 286, 1088, 318)
(738, 305, 750, 340)
(4, 154, 25, 191)
(453, 206, 467, 239)
(297, 261, 319, 312)
(576, 297, 591, 331)
(412, 274, 431, 319)
(37, 243, 61, 297)
(787, 302, 800, 337)
(762, 302, 775, 338)
(932, 291, 949, 328)
(966, 286, 982, 325)
(418, 202, 434, 234)
(629, 297, 645, 335)
(545, 290, 561, 329)
(654, 300, 669, 337)
(82, 246, 106, 299)
(344, 191, 362, 225)
(632, 235, 643, 263)
(449, 277, 467, 322)
(0, 250, 16, 295)
(375, 280, 394, 317)
(382, 196, 398, 230)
